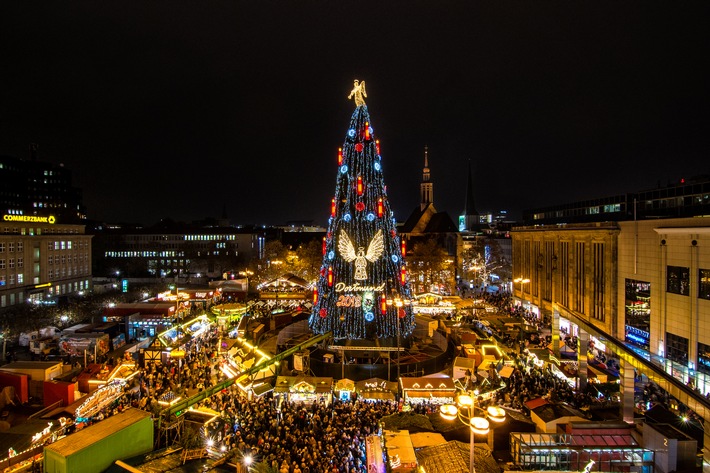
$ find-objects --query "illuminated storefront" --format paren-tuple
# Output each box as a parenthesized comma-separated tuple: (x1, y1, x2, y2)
(273, 375, 333, 405)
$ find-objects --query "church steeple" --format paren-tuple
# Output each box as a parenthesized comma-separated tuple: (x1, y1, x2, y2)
(420, 145, 433, 211)
(460, 159, 479, 231)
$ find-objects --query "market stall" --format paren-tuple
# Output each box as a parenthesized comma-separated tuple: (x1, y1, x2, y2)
(334, 378, 356, 401)
(399, 375, 455, 405)
(273, 375, 333, 405)
(355, 377, 398, 401)
(74, 379, 127, 422)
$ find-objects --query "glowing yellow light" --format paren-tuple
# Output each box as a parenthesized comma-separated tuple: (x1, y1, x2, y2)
(439, 404, 458, 421)
(470, 416, 490, 435)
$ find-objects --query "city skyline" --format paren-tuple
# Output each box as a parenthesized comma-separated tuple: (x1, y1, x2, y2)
(1, 2, 707, 226)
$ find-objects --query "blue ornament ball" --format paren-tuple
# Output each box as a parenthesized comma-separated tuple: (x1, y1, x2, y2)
(364, 312, 375, 322)
(348, 129, 356, 138)
(366, 213, 375, 222)
(340, 165, 348, 174)
(328, 251, 335, 260)
(391, 255, 399, 263)
(374, 162, 381, 171)
(344, 213, 352, 222)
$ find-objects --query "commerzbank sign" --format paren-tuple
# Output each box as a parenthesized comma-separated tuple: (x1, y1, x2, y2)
(3, 214, 56, 224)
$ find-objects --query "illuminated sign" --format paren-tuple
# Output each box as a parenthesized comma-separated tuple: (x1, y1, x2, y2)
(334, 282, 385, 293)
(336, 294, 362, 307)
(34, 282, 52, 288)
(3, 214, 56, 224)
(364, 380, 388, 390)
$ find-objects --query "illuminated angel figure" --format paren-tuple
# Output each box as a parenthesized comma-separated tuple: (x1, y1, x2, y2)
(348, 79, 367, 107)
(338, 229, 384, 280)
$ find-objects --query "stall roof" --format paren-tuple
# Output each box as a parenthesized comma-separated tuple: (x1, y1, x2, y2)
(415, 441, 502, 473)
(453, 357, 475, 370)
(274, 375, 333, 393)
(525, 397, 549, 410)
(45, 408, 151, 457)
(252, 382, 274, 396)
(356, 377, 398, 393)
(334, 378, 355, 391)
(499, 366, 515, 378)
(0, 361, 62, 371)
(400, 376, 455, 391)
(383, 430, 417, 469)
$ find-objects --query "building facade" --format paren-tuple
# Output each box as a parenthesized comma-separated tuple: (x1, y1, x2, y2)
(618, 217, 710, 392)
(0, 146, 87, 223)
(522, 175, 710, 225)
(0, 215, 92, 309)
(511, 222, 620, 336)
(91, 222, 266, 281)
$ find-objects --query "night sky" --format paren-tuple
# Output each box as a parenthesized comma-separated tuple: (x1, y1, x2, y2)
(1, 2, 707, 226)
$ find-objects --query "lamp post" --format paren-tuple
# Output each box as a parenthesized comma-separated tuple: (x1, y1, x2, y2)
(386, 293, 407, 381)
(440, 390, 506, 473)
(514, 277, 530, 351)
(395, 297, 403, 381)
(239, 270, 253, 301)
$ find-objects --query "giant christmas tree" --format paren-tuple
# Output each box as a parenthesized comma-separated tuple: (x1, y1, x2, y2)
(309, 81, 415, 341)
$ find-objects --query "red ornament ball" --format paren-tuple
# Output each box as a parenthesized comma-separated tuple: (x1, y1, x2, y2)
(390, 229, 397, 238)
(319, 308, 328, 318)
(356, 202, 365, 212)
(398, 308, 406, 319)
(355, 143, 364, 152)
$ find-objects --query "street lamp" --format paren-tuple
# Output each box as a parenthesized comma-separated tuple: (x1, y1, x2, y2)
(386, 294, 408, 381)
(513, 277, 530, 350)
(440, 391, 506, 473)
(239, 270, 253, 300)
(395, 297, 403, 381)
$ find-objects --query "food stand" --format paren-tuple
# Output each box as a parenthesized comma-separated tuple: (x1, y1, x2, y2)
(273, 375, 333, 405)
(334, 378, 356, 401)
(355, 377, 398, 401)
(399, 376, 456, 405)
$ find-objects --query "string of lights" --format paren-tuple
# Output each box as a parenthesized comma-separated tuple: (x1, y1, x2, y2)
(309, 95, 414, 340)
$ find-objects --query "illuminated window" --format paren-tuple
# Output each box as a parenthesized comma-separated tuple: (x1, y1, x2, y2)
(667, 265, 690, 296)
(700, 269, 710, 301)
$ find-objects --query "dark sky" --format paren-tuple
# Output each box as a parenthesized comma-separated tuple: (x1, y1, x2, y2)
(1, 1, 708, 227)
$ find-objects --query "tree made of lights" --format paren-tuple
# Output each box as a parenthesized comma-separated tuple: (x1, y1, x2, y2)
(309, 81, 414, 341)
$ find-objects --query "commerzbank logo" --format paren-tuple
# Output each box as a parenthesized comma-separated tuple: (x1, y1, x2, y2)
(3, 214, 56, 224)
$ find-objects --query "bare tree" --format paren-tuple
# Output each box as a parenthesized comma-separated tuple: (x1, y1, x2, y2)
(407, 238, 455, 294)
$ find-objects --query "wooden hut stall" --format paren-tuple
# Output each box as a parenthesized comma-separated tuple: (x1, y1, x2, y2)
(273, 375, 333, 405)
(355, 377, 398, 401)
(400, 376, 456, 405)
(334, 378, 356, 401)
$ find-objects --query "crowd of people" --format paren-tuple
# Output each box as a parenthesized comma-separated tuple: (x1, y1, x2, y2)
(60, 287, 696, 472)
(196, 387, 400, 473)
(496, 361, 595, 411)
